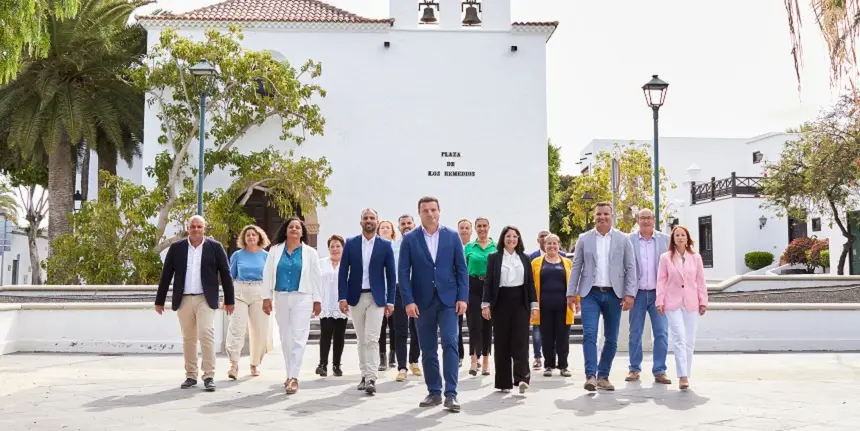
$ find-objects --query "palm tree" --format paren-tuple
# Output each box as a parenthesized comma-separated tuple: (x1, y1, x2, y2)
(0, 0, 148, 245)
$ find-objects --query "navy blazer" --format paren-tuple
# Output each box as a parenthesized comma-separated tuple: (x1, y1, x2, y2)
(398, 225, 469, 309)
(338, 234, 396, 307)
(155, 237, 235, 311)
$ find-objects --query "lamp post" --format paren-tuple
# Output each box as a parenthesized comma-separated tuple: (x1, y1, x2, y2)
(73, 190, 82, 213)
(189, 59, 217, 216)
(642, 74, 669, 231)
(581, 191, 594, 230)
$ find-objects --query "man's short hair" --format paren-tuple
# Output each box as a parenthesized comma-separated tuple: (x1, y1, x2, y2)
(187, 214, 206, 228)
(398, 214, 414, 222)
(595, 202, 613, 212)
(417, 196, 439, 210)
(360, 208, 378, 218)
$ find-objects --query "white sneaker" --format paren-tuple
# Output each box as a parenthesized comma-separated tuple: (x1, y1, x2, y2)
(518, 382, 529, 394)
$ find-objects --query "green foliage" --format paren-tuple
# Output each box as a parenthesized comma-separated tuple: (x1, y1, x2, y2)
(547, 139, 561, 208)
(820, 249, 830, 268)
(744, 251, 775, 270)
(565, 142, 675, 233)
(779, 237, 829, 273)
(43, 172, 163, 285)
(762, 94, 860, 274)
(0, 0, 80, 84)
(807, 238, 830, 270)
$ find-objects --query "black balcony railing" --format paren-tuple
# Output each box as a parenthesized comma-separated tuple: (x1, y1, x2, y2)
(691, 172, 763, 204)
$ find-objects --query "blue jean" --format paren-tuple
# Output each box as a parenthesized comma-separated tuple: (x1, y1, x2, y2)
(532, 325, 542, 358)
(415, 293, 459, 398)
(628, 289, 669, 376)
(580, 289, 622, 378)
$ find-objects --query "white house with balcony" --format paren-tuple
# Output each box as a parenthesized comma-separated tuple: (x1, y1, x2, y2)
(577, 132, 839, 281)
(104, 0, 557, 251)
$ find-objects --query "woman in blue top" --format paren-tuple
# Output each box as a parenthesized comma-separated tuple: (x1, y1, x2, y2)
(226, 225, 270, 380)
(262, 217, 322, 395)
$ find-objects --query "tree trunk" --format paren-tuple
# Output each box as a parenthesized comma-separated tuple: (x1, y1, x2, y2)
(839, 236, 852, 276)
(48, 131, 75, 248)
(26, 223, 42, 285)
(97, 147, 117, 188)
(80, 147, 90, 201)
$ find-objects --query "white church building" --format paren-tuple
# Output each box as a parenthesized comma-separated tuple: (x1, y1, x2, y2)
(123, 0, 557, 251)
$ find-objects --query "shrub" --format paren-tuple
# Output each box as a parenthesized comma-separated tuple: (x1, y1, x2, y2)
(744, 251, 775, 270)
(808, 238, 830, 270)
(780, 237, 814, 267)
(820, 249, 830, 268)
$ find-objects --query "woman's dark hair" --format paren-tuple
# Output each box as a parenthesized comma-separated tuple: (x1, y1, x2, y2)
(327, 234, 345, 248)
(273, 217, 308, 245)
(498, 225, 525, 254)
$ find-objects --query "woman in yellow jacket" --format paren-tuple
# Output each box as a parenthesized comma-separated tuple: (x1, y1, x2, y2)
(531, 233, 575, 377)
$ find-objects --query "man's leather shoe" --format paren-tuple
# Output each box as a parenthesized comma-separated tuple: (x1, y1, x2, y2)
(365, 380, 376, 395)
(419, 394, 443, 407)
(583, 376, 597, 392)
(654, 374, 672, 384)
(203, 378, 216, 391)
(357, 378, 366, 391)
(444, 395, 461, 412)
(180, 378, 197, 389)
(625, 371, 640, 381)
(596, 377, 615, 391)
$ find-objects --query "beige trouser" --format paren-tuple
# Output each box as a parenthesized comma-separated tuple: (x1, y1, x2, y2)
(177, 294, 216, 379)
(226, 281, 268, 366)
(349, 292, 385, 381)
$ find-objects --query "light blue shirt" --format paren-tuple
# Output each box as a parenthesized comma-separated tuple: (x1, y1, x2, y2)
(393, 238, 401, 283)
(230, 249, 268, 281)
(275, 246, 303, 292)
(637, 233, 657, 291)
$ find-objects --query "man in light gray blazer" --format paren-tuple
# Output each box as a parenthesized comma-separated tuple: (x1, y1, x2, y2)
(626, 209, 672, 385)
(566, 202, 637, 392)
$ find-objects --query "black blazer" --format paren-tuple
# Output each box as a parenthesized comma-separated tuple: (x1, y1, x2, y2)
(155, 237, 235, 311)
(482, 251, 537, 311)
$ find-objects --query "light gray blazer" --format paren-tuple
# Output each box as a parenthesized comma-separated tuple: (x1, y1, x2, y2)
(628, 230, 671, 287)
(566, 228, 637, 299)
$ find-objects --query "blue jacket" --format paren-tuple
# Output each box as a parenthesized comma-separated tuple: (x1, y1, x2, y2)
(338, 234, 396, 307)
(398, 225, 469, 309)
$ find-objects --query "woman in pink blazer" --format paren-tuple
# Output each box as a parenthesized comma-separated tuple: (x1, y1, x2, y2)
(656, 225, 708, 390)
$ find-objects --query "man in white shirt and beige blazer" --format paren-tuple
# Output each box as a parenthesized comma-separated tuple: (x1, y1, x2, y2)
(566, 202, 637, 392)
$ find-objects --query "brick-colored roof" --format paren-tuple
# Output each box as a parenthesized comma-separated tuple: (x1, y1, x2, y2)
(140, 0, 393, 24)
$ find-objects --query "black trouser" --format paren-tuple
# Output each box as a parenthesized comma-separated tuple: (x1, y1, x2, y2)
(459, 314, 465, 360)
(539, 308, 571, 369)
(492, 285, 530, 390)
(379, 315, 395, 358)
(319, 317, 347, 367)
(394, 289, 420, 369)
(467, 276, 492, 358)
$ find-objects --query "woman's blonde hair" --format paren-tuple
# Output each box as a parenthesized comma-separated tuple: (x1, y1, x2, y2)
(377, 220, 396, 241)
(544, 233, 561, 244)
(236, 225, 271, 249)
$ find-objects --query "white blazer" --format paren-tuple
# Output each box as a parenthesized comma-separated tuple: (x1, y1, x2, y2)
(261, 242, 322, 303)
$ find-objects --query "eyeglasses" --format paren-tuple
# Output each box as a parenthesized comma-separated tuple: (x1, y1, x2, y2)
(638, 216, 655, 220)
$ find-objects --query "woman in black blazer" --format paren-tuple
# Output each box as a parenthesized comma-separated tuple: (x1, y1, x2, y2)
(481, 225, 539, 394)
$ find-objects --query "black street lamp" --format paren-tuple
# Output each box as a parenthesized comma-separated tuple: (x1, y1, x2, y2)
(189, 59, 217, 216)
(642, 74, 669, 231)
(73, 190, 83, 213)
(581, 191, 594, 230)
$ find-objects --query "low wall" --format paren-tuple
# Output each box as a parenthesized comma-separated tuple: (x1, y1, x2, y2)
(712, 275, 860, 292)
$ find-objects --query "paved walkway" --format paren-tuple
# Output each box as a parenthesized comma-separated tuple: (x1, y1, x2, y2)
(1, 347, 858, 430)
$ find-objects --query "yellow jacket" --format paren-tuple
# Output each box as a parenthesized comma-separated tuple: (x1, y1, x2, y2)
(531, 255, 575, 325)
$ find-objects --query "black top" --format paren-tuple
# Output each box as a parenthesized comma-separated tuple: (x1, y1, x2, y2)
(540, 259, 567, 311)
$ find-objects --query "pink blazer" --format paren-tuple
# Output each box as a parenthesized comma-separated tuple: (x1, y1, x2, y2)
(656, 251, 708, 312)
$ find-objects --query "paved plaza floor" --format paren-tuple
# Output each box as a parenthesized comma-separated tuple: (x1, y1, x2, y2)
(1, 346, 858, 430)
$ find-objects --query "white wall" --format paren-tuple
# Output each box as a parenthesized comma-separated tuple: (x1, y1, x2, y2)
(139, 25, 551, 253)
(0, 230, 48, 286)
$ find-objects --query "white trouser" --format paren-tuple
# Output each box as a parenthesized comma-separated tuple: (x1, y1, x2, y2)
(274, 291, 313, 379)
(666, 308, 699, 378)
(349, 292, 386, 381)
(226, 281, 269, 366)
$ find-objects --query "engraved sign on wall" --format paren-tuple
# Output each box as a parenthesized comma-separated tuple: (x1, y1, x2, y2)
(427, 152, 476, 177)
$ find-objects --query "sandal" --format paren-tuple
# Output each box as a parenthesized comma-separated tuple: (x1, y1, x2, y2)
(285, 378, 299, 394)
(228, 361, 238, 380)
(250, 365, 260, 377)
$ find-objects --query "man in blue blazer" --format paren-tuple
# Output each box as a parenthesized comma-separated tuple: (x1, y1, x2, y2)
(399, 196, 469, 412)
(338, 208, 396, 395)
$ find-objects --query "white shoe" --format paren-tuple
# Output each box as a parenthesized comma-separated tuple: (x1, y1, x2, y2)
(518, 382, 529, 394)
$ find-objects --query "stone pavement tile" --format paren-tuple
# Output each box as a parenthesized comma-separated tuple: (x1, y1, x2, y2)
(709, 416, 816, 430)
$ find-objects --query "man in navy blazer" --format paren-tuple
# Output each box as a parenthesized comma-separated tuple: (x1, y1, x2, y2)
(399, 196, 469, 412)
(338, 208, 396, 395)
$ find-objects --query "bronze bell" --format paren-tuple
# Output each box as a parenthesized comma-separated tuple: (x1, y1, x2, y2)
(462, 5, 481, 26)
(420, 6, 438, 23)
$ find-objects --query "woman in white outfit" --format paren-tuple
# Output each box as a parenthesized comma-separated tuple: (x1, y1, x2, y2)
(226, 225, 270, 379)
(316, 234, 348, 377)
(656, 225, 708, 390)
(262, 217, 322, 394)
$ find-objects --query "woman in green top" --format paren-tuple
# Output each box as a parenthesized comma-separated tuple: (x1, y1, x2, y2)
(464, 217, 497, 376)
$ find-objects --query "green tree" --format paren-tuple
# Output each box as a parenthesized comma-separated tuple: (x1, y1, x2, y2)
(761, 94, 860, 275)
(0, 0, 79, 84)
(128, 26, 331, 251)
(565, 142, 674, 233)
(546, 140, 582, 249)
(0, 0, 147, 245)
(548, 139, 561, 208)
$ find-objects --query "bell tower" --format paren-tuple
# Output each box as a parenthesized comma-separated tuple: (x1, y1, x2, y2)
(481, 0, 511, 31)
(390, 0, 510, 30)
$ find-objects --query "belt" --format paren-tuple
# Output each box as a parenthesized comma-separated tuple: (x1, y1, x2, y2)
(361, 289, 372, 292)
(469, 275, 485, 281)
(183, 293, 204, 296)
(593, 286, 613, 293)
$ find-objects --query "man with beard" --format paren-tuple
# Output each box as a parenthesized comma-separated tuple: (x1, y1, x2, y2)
(393, 214, 422, 381)
(339, 208, 396, 395)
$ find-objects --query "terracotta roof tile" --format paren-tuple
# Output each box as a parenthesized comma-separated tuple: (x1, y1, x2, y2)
(140, 0, 393, 24)
(512, 21, 559, 27)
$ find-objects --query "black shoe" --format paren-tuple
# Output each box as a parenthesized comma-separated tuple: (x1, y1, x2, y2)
(389, 351, 396, 368)
(180, 378, 197, 389)
(333, 365, 343, 377)
(315, 365, 327, 377)
(459, 359, 463, 368)
(203, 378, 216, 391)
(444, 395, 461, 412)
(419, 394, 443, 407)
(357, 378, 366, 391)
(378, 353, 387, 371)
(365, 379, 376, 395)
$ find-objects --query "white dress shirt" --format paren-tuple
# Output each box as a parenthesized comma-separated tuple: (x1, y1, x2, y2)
(594, 230, 612, 287)
(423, 227, 439, 263)
(184, 239, 204, 294)
(361, 235, 375, 292)
(319, 257, 348, 319)
(500, 249, 525, 287)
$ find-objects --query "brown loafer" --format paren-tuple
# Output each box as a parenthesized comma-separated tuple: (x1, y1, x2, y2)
(625, 371, 640, 382)
(596, 377, 615, 391)
(654, 374, 672, 384)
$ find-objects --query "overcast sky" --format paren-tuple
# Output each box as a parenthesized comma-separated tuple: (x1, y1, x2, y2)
(139, 0, 840, 174)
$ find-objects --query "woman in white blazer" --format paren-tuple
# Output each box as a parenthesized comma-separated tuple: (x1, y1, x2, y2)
(262, 217, 322, 395)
